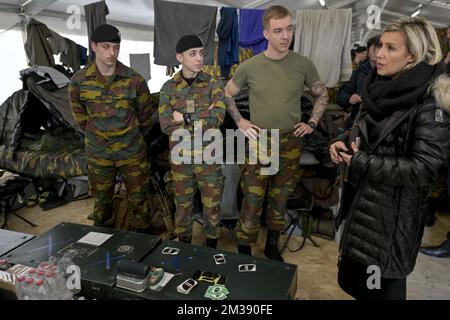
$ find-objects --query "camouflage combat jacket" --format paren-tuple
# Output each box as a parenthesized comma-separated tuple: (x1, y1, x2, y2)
(69, 61, 154, 160)
(158, 71, 226, 137)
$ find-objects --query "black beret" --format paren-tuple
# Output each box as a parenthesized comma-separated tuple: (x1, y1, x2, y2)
(355, 46, 367, 53)
(91, 24, 121, 43)
(176, 35, 204, 53)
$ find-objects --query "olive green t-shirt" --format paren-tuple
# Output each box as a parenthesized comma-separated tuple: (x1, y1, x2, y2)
(232, 51, 320, 130)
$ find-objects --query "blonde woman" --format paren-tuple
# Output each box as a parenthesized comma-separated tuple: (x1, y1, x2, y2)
(330, 17, 450, 299)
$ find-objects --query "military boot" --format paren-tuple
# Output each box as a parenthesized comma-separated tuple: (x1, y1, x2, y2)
(264, 230, 284, 262)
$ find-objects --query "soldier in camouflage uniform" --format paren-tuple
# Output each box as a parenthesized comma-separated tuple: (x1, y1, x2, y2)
(69, 24, 155, 230)
(159, 35, 226, 248)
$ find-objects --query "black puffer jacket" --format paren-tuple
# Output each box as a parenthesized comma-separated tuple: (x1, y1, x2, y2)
(336, 72, 450, 279)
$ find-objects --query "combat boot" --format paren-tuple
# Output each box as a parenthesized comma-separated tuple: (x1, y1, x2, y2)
(264, 230, 284, 262)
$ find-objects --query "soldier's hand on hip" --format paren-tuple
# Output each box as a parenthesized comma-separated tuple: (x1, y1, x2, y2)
(237, 118, 260, 140)
(294, 122, 313, 137)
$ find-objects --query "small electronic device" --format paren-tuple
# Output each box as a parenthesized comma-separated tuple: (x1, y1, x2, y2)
(149, 267, 165, 287)
(162, 247, 180, 255)
(116, 260, 151, 293)
(176, 278, 197, 294)
(116, 273, 151, 293)
(213, 254, 226, 265)
(238, 264, 256, 272)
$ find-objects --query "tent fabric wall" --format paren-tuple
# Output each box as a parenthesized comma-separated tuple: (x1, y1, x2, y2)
(0, 11, 169, 104)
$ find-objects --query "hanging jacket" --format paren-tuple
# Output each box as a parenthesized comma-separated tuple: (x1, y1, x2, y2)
(238, 9, 267, 55)
(217, 7, 239, 76)
(24, 18, 55, 67)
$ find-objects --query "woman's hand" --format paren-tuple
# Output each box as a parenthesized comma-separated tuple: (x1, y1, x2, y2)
(339, 142, 359, 166)
(329, 141, 348, 164)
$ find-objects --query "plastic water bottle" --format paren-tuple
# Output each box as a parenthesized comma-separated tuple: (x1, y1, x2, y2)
(21, 278, 34, 300)
(14, 276, 25, 300)
(36, 270, 46, 281)
(34, 279, 45, 300)
(45, 271, 59, 300)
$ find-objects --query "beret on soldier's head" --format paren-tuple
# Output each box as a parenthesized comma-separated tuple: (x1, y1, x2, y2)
(355, 46, 367, 53)
(91, 24, 121, 43)
(176, 35, 204, 53)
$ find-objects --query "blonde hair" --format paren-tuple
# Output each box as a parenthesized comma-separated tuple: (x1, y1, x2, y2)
(383, 17, 442, 70)
(263, 5, 291, 30)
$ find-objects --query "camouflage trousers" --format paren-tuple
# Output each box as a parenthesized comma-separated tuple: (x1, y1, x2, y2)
(87, 153, 151, 229)
(170, 162, 224, 240)
(236, 132, 302, 245)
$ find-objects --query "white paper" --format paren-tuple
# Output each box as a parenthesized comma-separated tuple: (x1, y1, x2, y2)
(77, 232, 113, 247)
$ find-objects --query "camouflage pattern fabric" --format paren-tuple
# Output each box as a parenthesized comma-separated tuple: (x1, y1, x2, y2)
(87, 153, 151, 229)
(159, 71, 227, 239)
(436, 28, 449, 57)
(158, 71, 226, 135)
(0, 146, 87, 179)
(236, 132, 302, 245)
(171, 163, 224, 239)
(69, 61, 155, 229)
(202, 45, 253, 78)
(69, 61, 154, 161)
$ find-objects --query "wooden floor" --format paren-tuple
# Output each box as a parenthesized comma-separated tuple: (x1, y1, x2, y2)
(3, 197, 450, 300)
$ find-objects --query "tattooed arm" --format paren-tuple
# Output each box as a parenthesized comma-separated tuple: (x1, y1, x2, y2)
(224, 79, 243, 124)
(225, 96, 243, 124)
(224, 80, 260, 139)
(294, 80, 329, 137)
(309, 80, 329, 125)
